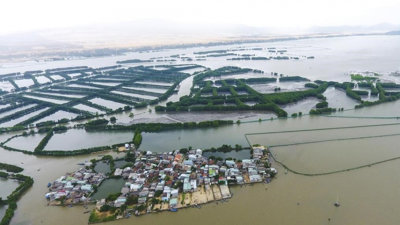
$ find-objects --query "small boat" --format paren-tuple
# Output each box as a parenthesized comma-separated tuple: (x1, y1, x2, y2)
(170, 208, 178, 212)
(334, 194, 340, 207)
(83, 210, 91, 214)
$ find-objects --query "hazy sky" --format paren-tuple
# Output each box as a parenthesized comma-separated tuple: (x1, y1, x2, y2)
(1, 0, 399, 35)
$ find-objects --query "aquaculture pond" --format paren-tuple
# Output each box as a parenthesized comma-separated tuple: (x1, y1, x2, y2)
(73, 104, 105, 114)
(68, 84, 101, 89)
(246, 123, 400, 148)
(36, 76, 51, 84)
(204, 72, 272, 81)
(88, 98, 127, 110)
(14, 79, 34, 88)
(140, 112, 400, 152)
(134, 81, 173, 87)
(23, 95, 69, 104)
(50, 75, 64, 80)
(0, 104, 10, 110)
(91, 178, 125, 200)
(280, 97, 320, 115)
(331, 99, 400, 118)
(179, 67, 206, 74)
(248, 81, 309, 94)
(4, 133, 47, 151)
(0, 104, 37, 119)
(89, 82, 122, 87)
(39, 92, 86, 99)
(67, 73, 81, 78)
(114, 160, 131, 169)
(0, 177, 20, 199)
(35, 110, 79, 123)
(269, 135, 400, 174)
(203, 149, 251, 160)
(0, 81, 15, 92)
(43, 129, 133, 151)
(323, 86, 359, 109)
(0, 107, 49, 127)
(0, 205, 7, 220)
(111, 91, 157, 100)
(122, 86, 167, 94)
(163, 111, 276, 123)
(94, 161, 111, 174)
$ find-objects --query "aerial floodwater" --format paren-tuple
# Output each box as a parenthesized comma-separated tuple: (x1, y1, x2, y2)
(0, 34, 400, 225)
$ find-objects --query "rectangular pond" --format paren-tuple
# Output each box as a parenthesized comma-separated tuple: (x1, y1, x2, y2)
(323, 86, 360, 109)
(268, 135, 400, 174)
(204, 72, 271, 81)
(68, 84, 101, 90)
(4, 133, 47, 151)
(39, 92, 86, 99)
(43, 129, 133, 151)
(89, 82, 121, 87)
(67, 73, 82, 78)
(111, 91, 157, 100)
(73, 104, 105, 114)
(50, 75, 64, 80)
(35, 110, 78, 123)
(36, 76, 51, 84)
(0, 205, 7, 221)
(134, 81, 173, 87)
(280, 97, 320, 115)
(14, 79, 34, 88)
(94, 161, 111, 174)
(0, 104, 11, 110)
(122, 86, 167, 94)
(88, 98, 127, 110)
(0, 104, 37, 119)
(0, 107, 49, 127)
(0, 81, 15, 92)
(0, 177, 20, 199)
(203, 149, 251, 160)
(0, 108, 49, 127)
(23, 95, 69, 104)
(249, 81, 309, 94)
(91, 178, 125, 200)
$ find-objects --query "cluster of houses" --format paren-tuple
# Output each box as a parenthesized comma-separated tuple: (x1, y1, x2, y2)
(46, 145, 276, 216)
(95, 146, 276, 213)
(45, 166, 106, 205)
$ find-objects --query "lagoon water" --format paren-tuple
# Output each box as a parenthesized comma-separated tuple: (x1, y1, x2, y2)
(92, 178, 125, 200)
(0, 177, 19, 199)
(0, 35, 400, 225)
(44, 129, 133, 151)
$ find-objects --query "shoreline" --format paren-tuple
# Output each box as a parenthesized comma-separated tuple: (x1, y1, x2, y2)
(0, 32, 390, 65)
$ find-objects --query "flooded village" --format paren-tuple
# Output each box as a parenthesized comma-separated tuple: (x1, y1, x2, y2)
(45, 145, 277, 222)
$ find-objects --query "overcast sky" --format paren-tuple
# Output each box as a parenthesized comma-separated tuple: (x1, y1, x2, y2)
(1, 0, 399, 35)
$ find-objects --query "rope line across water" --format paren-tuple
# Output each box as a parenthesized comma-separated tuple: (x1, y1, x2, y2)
(244, 123, 400, 176)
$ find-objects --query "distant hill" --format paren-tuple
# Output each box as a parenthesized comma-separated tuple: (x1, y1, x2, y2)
(386, 30, 400, 35)
(308, 23, 400, 34)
